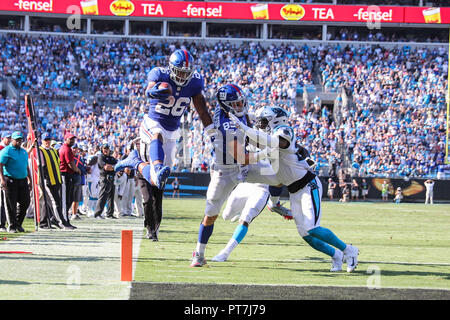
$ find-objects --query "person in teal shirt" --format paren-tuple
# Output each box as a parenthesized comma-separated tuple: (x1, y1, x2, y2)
(0, 131, 31, 233)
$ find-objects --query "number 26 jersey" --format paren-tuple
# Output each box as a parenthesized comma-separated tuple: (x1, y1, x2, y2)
(147, 67, 204, 131)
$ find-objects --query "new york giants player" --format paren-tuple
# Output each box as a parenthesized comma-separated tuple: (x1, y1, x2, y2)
(190, 84, 282, 267)
(228, 106, 359, 272)
(115, 49, 213, 241)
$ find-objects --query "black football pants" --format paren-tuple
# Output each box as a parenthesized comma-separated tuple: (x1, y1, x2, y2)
(3, 178, 30, 230)
(94, 175, 115, 217)
(139, 176, 163, 237)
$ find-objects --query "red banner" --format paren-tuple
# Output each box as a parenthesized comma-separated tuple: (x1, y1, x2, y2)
(404, 6, 450, 24)
(0, 0, 449, 24)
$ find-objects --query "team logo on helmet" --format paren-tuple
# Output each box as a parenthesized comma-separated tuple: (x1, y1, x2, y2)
(255, 106, 289, 132)
(169, 49, 194, 86)
(216, 84, 247, 118)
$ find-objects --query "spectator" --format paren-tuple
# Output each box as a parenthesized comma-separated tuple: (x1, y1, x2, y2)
(120, 167, 136, 217)
(59, 132, 80, 230)
(424, 179, 435, 204)
(340, 184, 350, 203)
(361, 178, 369, 201)
(381, 180, 389, 202)
(70, 143, 88, 221)
(172, 177, 180, 198)
(0, 131, 11, 231)
(93, 143, 118, 219)
(351, 179, 359, 201)
(114, 170, 127, 218)
(326, 178, 337, 200)
(85, 147, 101, 216)
(394, 187, 403, 204)
(78, 143, 91, 216)
(133, 175, 144, 217)
(0, 131, 31, 233)
(0, 131, 11, 150)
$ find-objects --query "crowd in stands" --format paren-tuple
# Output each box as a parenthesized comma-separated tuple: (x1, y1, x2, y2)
(0, 34, 82, 100)
(327, 27, 448, 44)
(1, 33, 449, 179)
(318, 44, 448, 178)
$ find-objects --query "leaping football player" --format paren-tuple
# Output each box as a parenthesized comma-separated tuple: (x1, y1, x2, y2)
(228, 106, 359, 272)
(115, 49, 213, 241)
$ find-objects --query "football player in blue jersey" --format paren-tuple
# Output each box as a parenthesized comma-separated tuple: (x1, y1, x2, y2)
(190, 84, 284, 267)
(227, 106, 359, 272)
(115, 49, 213, 241)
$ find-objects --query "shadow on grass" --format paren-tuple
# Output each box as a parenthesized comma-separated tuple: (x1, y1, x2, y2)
(0, 254, 117, 263)
(135, 256, 450, 281)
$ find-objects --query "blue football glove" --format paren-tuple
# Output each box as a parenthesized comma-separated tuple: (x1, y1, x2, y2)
(146, 82, 170, 100)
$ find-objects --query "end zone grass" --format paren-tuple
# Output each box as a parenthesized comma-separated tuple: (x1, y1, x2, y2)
(134, 199, 450, 295)
(0, 218, 36, 241)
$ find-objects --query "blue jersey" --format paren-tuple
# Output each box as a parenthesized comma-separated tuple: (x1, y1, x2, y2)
(147, 67, 204, 131)
(211, 105, 247, 166)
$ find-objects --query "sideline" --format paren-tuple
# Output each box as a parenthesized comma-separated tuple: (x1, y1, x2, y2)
(0, 216, 144, 300)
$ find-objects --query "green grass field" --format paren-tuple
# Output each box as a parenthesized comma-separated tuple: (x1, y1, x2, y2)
(1, 199, 449, 300)
(134, 199, 450, 293)
(0, 217, 36, 240)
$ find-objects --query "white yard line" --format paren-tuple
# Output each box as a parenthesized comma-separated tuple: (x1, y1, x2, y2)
(0, 216, 144, 300)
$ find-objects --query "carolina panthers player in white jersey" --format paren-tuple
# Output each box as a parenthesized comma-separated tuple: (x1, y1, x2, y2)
(228, 106, 359, 272)
(190, 84, 284, 267)
(115, 49, 213, 241)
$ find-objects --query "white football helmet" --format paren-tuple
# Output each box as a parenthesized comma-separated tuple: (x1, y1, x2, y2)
(255, 106, 289, 132)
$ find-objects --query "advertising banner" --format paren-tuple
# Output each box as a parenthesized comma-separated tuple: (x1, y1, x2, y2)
(1, 1, 448, 24)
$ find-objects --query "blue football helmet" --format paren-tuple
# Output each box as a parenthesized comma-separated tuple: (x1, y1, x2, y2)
(255, 106, 289, 132)
(216, 84, 247, 117)
(169, 49, 194, 86)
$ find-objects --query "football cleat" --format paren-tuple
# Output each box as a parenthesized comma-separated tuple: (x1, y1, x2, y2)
(343, 245, 359, 273)
(267, 202, 293, 220)
(330, 249, 344, 272)
(114, 149, 143, 172)
(190, 251, 207, 267)
(146, 229, 159, 241)
(211, 251, 229, 262)
(151, 163, 171, 190)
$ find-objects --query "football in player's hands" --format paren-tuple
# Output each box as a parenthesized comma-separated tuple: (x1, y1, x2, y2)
(158, 82, 172, 95)
(146, 82, 170, 99)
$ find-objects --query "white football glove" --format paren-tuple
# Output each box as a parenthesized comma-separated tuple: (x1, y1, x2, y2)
(204, 123, 219, 139)
(228, 112, 244, 130)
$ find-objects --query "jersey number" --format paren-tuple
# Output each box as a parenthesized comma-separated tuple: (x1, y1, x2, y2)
(222, 122, 237, 131)
(155, 97, 190, 117)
